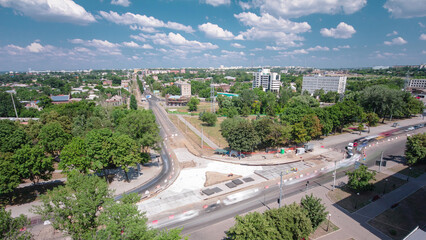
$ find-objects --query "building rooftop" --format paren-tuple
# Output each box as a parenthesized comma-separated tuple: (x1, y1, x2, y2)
(51, 95, 69, 102)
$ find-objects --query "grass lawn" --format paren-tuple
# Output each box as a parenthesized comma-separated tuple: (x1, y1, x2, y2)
(388, 164, 426, 178)
(166, 101, 218, 114)
(327, 172, 407, 213)
(310, 220, 339, 239)
(368, 187, 426, 240)
(183, 116, 228, 149)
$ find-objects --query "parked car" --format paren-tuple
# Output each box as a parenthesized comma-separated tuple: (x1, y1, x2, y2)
(405, 127, 415, 132)
(391, 123, 399, 127)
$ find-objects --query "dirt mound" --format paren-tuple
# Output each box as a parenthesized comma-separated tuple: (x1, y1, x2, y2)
(204, 171, 242, 187)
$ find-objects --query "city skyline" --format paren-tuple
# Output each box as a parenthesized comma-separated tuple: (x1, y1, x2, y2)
(0, 0, 425, 71)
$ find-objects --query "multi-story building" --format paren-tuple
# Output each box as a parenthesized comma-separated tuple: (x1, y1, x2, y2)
(302, 75, 347, 94)
(252, 69, 282, 93)
(409, 79, 426, 89)
(175, 80, 191, 96)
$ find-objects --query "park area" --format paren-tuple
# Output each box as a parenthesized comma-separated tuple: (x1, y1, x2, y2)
(327, 172, 407, 213)
(368, 186, 426, 239)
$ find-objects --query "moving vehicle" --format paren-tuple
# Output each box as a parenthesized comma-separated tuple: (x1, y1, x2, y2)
(304, 143, 314, 152)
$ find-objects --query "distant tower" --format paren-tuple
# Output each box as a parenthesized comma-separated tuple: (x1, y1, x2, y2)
(404, 71, 410, 90)
(210, 77, 215, 113)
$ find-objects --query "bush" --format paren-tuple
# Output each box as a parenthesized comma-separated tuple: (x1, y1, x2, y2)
(200, 112, 217, 126)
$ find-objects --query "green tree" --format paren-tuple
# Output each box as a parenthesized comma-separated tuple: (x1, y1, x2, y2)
(32, 172, 113, 239)
(200, 112, 217, 126)
(227, 107, 239, 118)
(291, 122, 309, 144)
(130, 95, 138, 110)
(116, 110, 160, 152)
(301, 114, 323, 139)
(13, 145, 54, 184)
(264, 203, 313, 240)
(220, 117, 246, 139)
(226, 212, 279, 240)
(365, 112, 379, 133)
(405, 133, 426, 165)
(346, 165, 376, 192)
(0, 120, 29, 153)
(59, 137, 91, 173)
(0, 91, 23, 117)
(224, 120, 260, 152)
(300, 194, 328, 230)
(0, 208, 32, 240)
(38, 122, 71, 156)
(0, 156, 20, 195)
(37, 95, 52, 109)
(111, 134, 142, 182)
(187, 97, 200, 112)
(95, 195, 156, 240)
(85, 128, 114, 174)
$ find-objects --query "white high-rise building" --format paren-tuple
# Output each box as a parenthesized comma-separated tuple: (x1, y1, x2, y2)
(302, 75, 347, 94)
(252, 69, 282, 93)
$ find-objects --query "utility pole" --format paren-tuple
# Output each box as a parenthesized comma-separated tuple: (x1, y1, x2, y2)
(10, 92, 18, 119)
(379, 151, 384, 173)
(279, 172, 283, 208)
(332, 160, 337, 191)
(201, 126, 204, 149)
(210, 77, 215, 113)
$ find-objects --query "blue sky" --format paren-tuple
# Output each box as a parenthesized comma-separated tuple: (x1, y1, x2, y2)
(0, 0, 425, 71)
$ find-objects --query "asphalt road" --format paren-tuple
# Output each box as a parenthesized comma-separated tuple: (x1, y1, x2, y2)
(158, 129, 423, 236)
(114, 92, 174, 200)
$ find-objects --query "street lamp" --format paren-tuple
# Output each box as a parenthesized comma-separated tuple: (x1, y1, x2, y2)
(326, 213, 331, 231)
(383, 179, 388, 194)
(355, 192, 360, 209)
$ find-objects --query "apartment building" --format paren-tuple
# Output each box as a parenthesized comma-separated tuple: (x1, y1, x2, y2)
(302, 75, 347, 94)
(175, 80, 191, 97)
(252, 69, 282, 93)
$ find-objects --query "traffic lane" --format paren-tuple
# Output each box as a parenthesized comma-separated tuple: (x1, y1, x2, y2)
(166, 168, 347, 234)
(166, 136, 412, 234)
(114, 141, 170, 200)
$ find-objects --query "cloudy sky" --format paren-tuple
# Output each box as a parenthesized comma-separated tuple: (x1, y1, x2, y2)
(0, 0, 425, 71)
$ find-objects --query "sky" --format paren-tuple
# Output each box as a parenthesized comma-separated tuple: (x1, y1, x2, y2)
(0, 0, 425, 71)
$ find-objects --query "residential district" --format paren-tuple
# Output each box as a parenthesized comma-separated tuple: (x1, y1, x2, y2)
(1, 66, 426, 240)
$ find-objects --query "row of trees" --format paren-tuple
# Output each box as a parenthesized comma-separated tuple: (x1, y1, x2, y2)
(227, 194, 328, 240)
(2, 172, 186, 239)
(217, 84, 422, 150)
(0, 101, 160, 199)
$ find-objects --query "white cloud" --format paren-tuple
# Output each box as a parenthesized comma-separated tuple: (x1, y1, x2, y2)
(420, 34, 426, 40)
(198, 23, 235, 40)
(338, 45, 351, 49)
(144, 33, 218, 51)
(279, 49, 309, 55)
(69, 39, 122, 55)
(250, 0, 366, 18)
(386, 31, 398, 37)
(0, 0, 96, 25)
(239, 1, 252, 10)
(266, 46, 286, 51)
(384, 0, 426, 18)
(420, 22, 426, 28)
(384, 37, 407, 45)
(121, 41, 153, 49)
(220, 50, 246, 58)
(231, 43, 245, 48)
(235, 12, 311, 34)
(99, 11, 194, 33)
(333, 48, 340, 51)
(234, 12, 310, 46)
(320, 22, 356, 39)
(307, 45, 329, 51)
(111, 0, 130, 7)
(423, 50, 426, 54)
(204, 0, 230, 7)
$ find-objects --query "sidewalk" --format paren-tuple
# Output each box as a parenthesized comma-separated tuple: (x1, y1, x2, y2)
(176, 115, 219, 149)
(6, 163, 162, 218)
